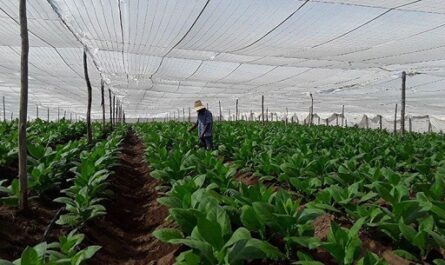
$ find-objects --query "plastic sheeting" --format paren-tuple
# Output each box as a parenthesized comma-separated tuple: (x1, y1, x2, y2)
(0, 0, 444, 130)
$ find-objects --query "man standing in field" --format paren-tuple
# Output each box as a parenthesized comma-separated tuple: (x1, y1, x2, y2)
(188, 100, 213, 150)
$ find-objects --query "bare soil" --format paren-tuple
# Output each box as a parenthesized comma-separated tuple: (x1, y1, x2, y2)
(84, 131, 179, 265)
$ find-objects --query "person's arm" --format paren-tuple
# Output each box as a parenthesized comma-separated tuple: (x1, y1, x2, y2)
(188, 120, 198, 132)
(200, 124, 208, 139)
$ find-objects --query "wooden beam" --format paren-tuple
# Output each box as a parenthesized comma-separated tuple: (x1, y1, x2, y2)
(400, 71, 406, 134)
(108, 89, 113, 128)
(83, 49, 93, 144)
(101, 80, 106, 130)
(19, 0, 29, 211)
(261, 95, 264, 123)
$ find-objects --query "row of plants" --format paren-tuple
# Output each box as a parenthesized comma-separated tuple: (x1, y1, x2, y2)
(0, 121, 127, 265)
(134, 121, 445, 265)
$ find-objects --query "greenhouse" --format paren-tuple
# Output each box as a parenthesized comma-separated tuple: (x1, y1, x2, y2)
(1, 0, 445, 264)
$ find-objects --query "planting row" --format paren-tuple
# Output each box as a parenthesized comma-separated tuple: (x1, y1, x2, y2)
(135, 122, 445, 265)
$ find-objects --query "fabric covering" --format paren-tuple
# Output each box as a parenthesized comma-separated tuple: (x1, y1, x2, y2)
(0, 0, 444, 131)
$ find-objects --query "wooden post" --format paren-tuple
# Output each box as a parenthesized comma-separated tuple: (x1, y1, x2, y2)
(310, 93, 314, 125)
(401, 71, 406, 134)
(18, 0, 30, 211)
(266, 107, 269, 122)
(394, 103, 398, 134)
(112, 95, 116, 126)
(2, 96, 5, 122)
(379, 115, 383, 130)
(409, 117, 412, 132)
(218, 101, 222, 121)
(47, 108, 49, 122)
(108, 89, 113, 128)
(101, 80, 106, 129)
(83, 49, 92, 144)
(341, 105, 344, 127)
(235, 99, 238, 121)
(261, 95, 264, 123)
(36, 105, 39, 119)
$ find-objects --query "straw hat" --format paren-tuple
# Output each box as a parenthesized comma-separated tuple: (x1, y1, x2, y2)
(194, 100, 205, 111)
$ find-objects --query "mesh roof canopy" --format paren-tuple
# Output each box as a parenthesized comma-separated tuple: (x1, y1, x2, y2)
(0, 0, 444, 124)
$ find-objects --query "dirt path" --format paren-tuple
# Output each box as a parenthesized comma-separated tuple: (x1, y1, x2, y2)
(86, 131, 178, 265)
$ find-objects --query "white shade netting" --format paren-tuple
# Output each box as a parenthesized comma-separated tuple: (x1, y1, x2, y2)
(0, 0, 444, 131)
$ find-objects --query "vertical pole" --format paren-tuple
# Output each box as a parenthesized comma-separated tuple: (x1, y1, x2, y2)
(101, 80, 106, 130)
(365, 115, 369, 129)
(63, 110, 66, 119)
(341, 105, 344, 127)
(108, 89, 113, 128)
(219, 101, 222, 121)
(318, 116, 321, 125)
(57, 107, 60, 121)
(70, 112, 72, 122)
(428, 120, 432, 133)
(286, 107, 288, 124)
(409, 117, 412, 132)
(188, 107, 191, 122)
(326, 119, 329, 126)
(2, 96, 5, 122)
(266, 107, 269, 122)
(394, 103, 398, 134)
(310, 93, 314, 125)
(11, 112, 13, 120)
(47, 107, 49, 122)
(229, 109, 231, 121)
(401, 71, 406, 134)
(18, 0, 29, 211)
(112, 95, 116, 126)
(183, 108, 185, 122)
(379, 115, 383, 130)
(261, 95, 264, 123)
(36, 105, 39, 119)
(83, 49, 92, 144)
(235, 99, 238, 121)
(336, 115, 339, 126)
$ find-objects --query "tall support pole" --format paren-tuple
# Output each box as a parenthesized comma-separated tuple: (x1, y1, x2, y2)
(409, 117, 412, 132)
(400, 71, 406, 134)
(101, 80, 106, 130)
(341, 105, 344, 127)
(235, 99, 239, 121)
(428, 120, 432, 133)
(112, 95, 116, 126)
(183, 108, 185, 122)
(261, 95, 264, 123)
(69, 112, 72, 122)
(229, 109, 231, 121)
(379, 115, 383, 130)
(266, 107, 269, 122)
(36, 105, 39, 119)
(318, 116, 320, 125)
(394, 103, 398, 134)
(108, 89, 113, 128)
(365, 115, 369, 129)
(63, 110, 66, 119)
(336, 115, 339, 126)
(218, 101, 222, 121)
(2, 96, 5, 122)
(57, 107, 60, 121)
(18, 0, 29, 211)
(83, 49, 93, 144)
(310, 93, 314, 125)
(47, 107, 49, 122)
(188, 107, 191, 122)
(286, 107, 289, 124)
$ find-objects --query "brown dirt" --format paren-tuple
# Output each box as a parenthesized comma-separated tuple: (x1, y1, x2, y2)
(313, 213, 334, 241)
(235, 171, 259, 186)
(0, 201, 65, 260)
(84, 131, 179, 265)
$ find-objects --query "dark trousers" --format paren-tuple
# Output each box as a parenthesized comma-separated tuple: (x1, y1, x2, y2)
(199, 136, 213, 150)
